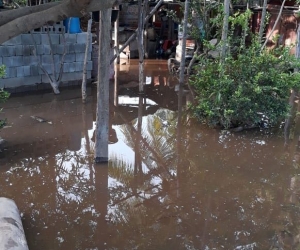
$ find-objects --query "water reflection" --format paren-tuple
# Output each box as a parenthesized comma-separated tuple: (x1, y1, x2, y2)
(1, 60, 300, 249)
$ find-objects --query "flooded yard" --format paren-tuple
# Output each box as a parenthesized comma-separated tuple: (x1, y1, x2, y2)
(0, 60, 300, 249)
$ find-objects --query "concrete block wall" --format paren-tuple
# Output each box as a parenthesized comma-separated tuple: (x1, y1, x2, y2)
(0, 32, 92, 90)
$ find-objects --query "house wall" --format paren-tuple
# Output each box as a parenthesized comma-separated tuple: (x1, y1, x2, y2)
(252, 5, 299, 54)
(0, 23, 92, 91)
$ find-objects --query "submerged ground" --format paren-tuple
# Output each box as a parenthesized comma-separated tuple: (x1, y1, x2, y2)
(0, 60, 300, 250)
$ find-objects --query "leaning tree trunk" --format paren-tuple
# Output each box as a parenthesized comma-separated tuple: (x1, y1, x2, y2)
(82, 14, 92, 103)
(221, 0, 230, 60)
(261, 0, 287, 51)
(258, 0, 268, 43)
(94, 8, 111, 163)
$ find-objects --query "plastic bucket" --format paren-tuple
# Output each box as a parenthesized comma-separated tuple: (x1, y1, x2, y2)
(63, 17, 81, 34)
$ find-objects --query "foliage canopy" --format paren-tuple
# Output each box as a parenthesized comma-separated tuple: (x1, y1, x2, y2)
(188, 5, 300, 129)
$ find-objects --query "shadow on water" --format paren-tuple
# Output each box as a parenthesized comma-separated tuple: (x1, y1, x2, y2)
(1, 60, 300, 249)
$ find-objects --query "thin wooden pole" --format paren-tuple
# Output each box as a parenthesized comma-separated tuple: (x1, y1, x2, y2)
(114, 7, 120, 64)
(138, 0, 148, 93)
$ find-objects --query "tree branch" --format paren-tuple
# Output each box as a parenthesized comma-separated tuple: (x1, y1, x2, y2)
(0, 1, 59, 27)
(0, 0, 117, 44)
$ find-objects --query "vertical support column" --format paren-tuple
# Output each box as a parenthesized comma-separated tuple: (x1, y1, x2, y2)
(94, 8, 112, 163)
(138, 0, 148, 93)
(114, 7, 120, 64)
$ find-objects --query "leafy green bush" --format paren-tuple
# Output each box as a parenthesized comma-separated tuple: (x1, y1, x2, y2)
(190, 42, 300, 129)
(0, 65, 9, 129)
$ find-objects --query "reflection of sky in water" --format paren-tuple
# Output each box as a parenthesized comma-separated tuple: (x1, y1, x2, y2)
(118, 96, 158, 106)
(24, 106, 175, 224)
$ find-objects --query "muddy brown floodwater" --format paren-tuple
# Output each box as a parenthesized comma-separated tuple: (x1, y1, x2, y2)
(0, 60, 300, 250)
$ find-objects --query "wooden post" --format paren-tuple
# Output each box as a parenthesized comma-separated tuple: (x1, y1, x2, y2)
(110, 0, 164, 64)
(114, 6, 120, 64)
(114, 63, 119, 107)
(0, 198, 29, 250)
(178, 0, 190, 89)
(94, 8, 112, 163)
(138, 0, 148, 93)
(82, 14, 92, 103)
(284, 24, 300, 147)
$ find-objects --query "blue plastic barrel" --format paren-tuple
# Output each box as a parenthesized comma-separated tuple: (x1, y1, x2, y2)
(63, 17, 82, 34)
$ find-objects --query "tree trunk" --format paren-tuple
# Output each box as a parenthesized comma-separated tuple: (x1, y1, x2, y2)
(261, 0, 287, 51)
(82, 15, 92, 104)
(178, 0, 190, 89)
(258, 0, 268, 43)
(94, 8, 111, 163)
(221, 0, 230, 60)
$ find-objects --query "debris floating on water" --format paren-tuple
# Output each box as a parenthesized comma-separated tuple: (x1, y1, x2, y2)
(30, 116, 53, 125)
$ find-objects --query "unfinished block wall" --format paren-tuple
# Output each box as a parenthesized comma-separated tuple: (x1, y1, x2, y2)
(0, 28, 92, 90)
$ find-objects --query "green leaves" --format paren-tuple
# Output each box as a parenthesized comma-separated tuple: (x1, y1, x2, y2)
(190, 42, 299, 129)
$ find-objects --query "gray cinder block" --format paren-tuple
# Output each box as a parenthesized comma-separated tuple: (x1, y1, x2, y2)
(61, 71, 83, 82)
(66, 44, 76, 54)
(76, 32, 88, 44)
(76, 53, 92, 62)
(41, 55, 53, 64)
(21, 34, 41, 45)
(40, 63, 53, 74)
(35, 45, 44, 55)
(74, 43, 86, 53)
(63, 62, 76, 73)
(30, 65, 40, 76)
(64, 53, 76, 63)
(5, 67, 17, 78)
(75, 61, 84, 71)
(87, 61, 93, 71)
(87, 70, 91, 79)
(3, 56, 23, 67)
(22, 45, 33, 56)
(5, 46, 16, 57)
(15, 45, 23, 56)
(23, 66, 31, 76)
(16, 66, 24, 77)
(54, 44, 65, 54)
(2, 35, 22, 46)
(0, 47, 8, 57)
(41, 34, 60, 45)
(23, 56, 39, 66)
(22, 75, 42, 86)
(62, 34, 77, 44)
(43, 45, 51, 55)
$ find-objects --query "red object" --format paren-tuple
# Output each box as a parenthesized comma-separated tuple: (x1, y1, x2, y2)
(163, 40, 173, 51)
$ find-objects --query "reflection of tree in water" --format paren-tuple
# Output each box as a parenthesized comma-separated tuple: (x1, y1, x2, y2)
(0, 148, 104, 250)
(106, 111, 300, 250)
(4, 96, 300, 249)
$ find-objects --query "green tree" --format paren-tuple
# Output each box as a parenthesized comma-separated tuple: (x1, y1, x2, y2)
(190, 7, 300, 129)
